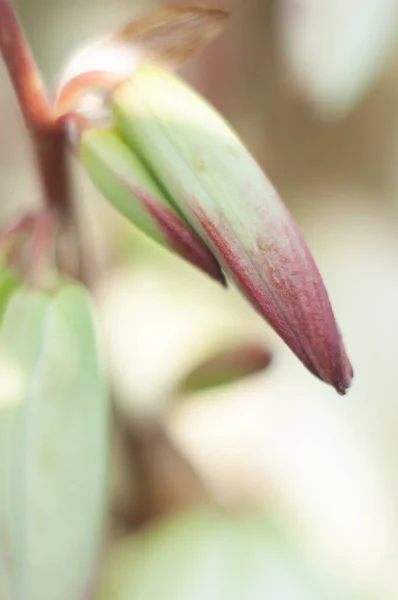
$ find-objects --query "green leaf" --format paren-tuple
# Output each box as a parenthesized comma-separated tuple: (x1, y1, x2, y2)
(98, 507, 354, 600)
(0, 283, 109, 600)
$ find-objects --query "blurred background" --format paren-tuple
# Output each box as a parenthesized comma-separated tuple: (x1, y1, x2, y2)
(2, 0, 398, 598)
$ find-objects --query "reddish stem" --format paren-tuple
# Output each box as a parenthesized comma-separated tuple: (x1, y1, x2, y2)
(0, 0, 71, 214)
(0, 0, 52, 127)
(33, 126, 71, 214)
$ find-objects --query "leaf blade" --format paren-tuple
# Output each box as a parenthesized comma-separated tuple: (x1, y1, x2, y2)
(0, 284, 109, 600)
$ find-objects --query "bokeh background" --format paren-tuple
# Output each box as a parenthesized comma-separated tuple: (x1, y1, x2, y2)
(2, 0, 398, 598)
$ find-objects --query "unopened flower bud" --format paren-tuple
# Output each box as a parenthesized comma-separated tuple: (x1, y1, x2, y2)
(109, 65, 353, 393)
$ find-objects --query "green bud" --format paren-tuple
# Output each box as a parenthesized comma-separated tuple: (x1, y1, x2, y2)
(111, 65, 352, 394)
(79, 63, 352, 393)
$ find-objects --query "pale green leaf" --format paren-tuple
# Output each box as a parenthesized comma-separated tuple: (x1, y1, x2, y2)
(0, 283, 109, 600)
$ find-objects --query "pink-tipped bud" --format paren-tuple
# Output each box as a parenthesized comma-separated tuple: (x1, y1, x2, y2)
(112, 66, 353, 393)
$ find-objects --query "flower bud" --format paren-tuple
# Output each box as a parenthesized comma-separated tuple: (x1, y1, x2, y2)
(111, 65, 353, 393)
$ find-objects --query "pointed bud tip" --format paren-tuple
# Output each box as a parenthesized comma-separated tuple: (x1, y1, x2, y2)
(334, 359, 354, 396)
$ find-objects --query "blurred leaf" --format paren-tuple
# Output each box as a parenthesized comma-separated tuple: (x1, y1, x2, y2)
(0, 283, 109, 600)
(114, 5, 228, 71)
(99, 507, 353, 600)
(178, 341, 272, 394)
(0, 264, 20, 322)
(278, 0, 397, 116)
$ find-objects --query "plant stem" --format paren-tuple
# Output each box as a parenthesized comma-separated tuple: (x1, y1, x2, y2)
(0, 0, 71, 215)
(0, 0, 51, 127)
